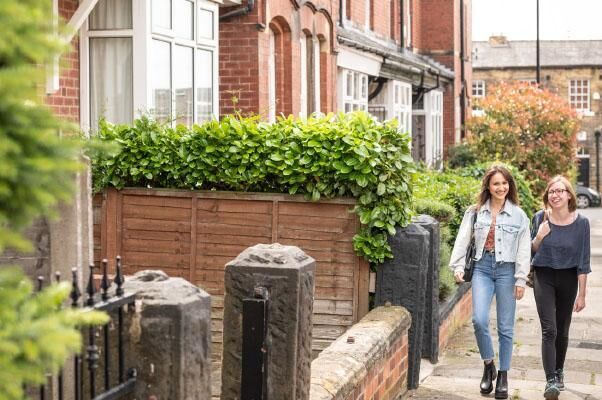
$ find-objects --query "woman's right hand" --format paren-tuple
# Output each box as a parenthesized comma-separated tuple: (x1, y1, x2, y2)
(536, 220, 551, 242)
(454, 271, 465, 283)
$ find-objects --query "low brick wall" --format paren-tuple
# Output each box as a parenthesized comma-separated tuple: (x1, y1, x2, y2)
(310, 305, 412, 400)
(438, 284, 473, 351)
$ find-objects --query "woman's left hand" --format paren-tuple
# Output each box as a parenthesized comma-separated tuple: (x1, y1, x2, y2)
(574, 295, 586, 312)
(514, 286, 525, 300)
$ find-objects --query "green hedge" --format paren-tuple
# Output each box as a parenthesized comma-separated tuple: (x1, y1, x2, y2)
(92, 112, 415, 263)
(413, 169, 480, 301)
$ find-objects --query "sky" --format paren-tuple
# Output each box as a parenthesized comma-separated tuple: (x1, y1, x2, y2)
(472, 0, 602, 41)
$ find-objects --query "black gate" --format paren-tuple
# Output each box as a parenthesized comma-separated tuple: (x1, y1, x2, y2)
(35, 257, 136, 400)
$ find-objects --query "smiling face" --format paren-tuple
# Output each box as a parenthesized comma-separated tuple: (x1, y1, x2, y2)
(488, 172, 509, 203)
(546, 181, 570, 210)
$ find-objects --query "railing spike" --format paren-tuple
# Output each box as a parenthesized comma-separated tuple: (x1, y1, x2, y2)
(86, 264, 96, 307)
(101, 259, 110, 301)
(70, 268, 81, 308)
(37, 276, 44, 292)
(114, 256, 124, 296)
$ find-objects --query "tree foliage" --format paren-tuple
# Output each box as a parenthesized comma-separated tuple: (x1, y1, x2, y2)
(0, 1, 104, 397)
(92, 112, 416, 263)
(0, 268, 108, 400)
(0, 0, 80, 252)
(466, 82, 579, 195)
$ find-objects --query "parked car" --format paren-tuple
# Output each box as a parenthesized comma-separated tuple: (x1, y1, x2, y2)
(576, 185, 601, 208)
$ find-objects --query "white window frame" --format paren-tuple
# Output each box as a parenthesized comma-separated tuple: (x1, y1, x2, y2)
(339, 69, 368, 113)
(427, 90, 443, 168)
(300, 37, 308, 117)
(391, 81, 411, 134)
(472, 80, 486, 98)
(569, 79, 590, 112)
(268, 29, 276, 123)
(80, 0, 219, 131)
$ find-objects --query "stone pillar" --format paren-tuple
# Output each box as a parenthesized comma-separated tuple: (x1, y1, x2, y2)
(123, 270, 212, 400)
(414, 215, 441, 363)
(374, 223, 429, 390)
(221, 243, 315, 400)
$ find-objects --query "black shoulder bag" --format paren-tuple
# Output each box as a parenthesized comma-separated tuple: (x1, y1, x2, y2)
(463, 208, 478, 282)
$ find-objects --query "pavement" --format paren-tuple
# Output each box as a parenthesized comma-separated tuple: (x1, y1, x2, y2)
(406, 207, 602, 400)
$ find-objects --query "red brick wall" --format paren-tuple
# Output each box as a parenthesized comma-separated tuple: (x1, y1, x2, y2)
(219, 0, 337, 118)
(414, 0, 472, 150)
(45, 0, 80, 122)
(344, 334, 408, 400)
(439, 288, 473, 351)
(219, 6, 261, 115)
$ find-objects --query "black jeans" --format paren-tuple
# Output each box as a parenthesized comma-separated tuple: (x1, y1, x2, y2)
(533, 266, 578, 378)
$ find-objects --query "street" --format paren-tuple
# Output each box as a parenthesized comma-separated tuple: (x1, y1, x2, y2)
(407, 207, 602, 399)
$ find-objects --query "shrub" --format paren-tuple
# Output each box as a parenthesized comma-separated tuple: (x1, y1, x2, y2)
(446, 142, 477, 169)
(92, 112, 416, 264)
(413, 170, 479, 301)
(413, 170, 480, 241)
(466, 82, 579, 196)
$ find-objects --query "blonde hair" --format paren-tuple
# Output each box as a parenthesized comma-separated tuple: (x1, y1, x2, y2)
(543, 176, 577, 212)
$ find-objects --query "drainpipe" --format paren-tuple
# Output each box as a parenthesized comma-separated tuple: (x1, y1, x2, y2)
(219, 0, 255, 21)
(459, 0, 466, 139)
(400, 0, 404, 50)
(339, 0, 343, 26)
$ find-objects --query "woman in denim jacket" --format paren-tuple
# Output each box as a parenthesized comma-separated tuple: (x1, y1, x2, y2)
(450, 164, 531, 399)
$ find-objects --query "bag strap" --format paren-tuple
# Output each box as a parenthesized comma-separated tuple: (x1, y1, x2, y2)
(470, 206, 478, 240)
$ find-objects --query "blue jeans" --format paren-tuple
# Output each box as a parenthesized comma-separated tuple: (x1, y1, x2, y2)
(471, 251, 517, 371)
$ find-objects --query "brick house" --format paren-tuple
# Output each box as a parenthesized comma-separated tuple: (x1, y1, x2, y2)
(217, 0, 472, 167)
(46, 0, 471, 167)
(473, 36, 602, 189)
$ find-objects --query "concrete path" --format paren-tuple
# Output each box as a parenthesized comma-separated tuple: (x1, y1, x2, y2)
(406, 208, 602, 400)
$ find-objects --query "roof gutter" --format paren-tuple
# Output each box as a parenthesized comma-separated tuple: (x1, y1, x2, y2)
(220, 0, 255, 21)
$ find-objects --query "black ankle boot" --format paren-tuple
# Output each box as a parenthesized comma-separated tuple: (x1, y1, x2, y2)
(480, 361, 496, 394)
(495, 370, 508, 399)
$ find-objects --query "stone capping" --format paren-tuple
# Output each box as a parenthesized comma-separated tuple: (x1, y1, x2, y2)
(309, 305, 411, 400)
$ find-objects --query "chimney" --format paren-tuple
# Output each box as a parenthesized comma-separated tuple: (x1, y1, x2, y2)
(488, 35, 508, 46)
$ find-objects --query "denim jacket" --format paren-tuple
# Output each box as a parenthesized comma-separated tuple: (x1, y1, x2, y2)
(449, 199, 531, 287)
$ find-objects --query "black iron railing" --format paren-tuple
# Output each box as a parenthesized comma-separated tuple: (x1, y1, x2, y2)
(35, 256, 136, 400)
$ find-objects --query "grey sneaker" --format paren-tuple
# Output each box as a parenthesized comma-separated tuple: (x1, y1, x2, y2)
(555, 368, 565, 391)
(544, 378, 560, 400)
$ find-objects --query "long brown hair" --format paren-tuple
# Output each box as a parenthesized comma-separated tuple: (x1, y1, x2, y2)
(476, 164, 519, 209)
(542, 175, 577, 212)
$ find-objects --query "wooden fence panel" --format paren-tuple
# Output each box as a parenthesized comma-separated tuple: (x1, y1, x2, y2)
(93, 188, 370, 382)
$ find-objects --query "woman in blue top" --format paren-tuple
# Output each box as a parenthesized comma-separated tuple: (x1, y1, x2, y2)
(450, 164, 531, 399)
(531, 176, 590, 400)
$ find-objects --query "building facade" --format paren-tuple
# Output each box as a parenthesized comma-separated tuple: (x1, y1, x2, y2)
(473, 37, 602, 189)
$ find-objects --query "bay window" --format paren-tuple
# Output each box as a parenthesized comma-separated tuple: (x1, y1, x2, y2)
(82, 0, 219, 130)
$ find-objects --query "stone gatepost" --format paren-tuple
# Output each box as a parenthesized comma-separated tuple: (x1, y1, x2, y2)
(221, 243, 315, 400)
(374, 223, 429, 390)
(123, 270, 212, 400)
(414, 215, 441, 363)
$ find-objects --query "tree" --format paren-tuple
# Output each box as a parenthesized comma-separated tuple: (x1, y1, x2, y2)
(466, 82, 579, 195)
(0, 0, 106, 398)
(0, 0, 80, 252)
